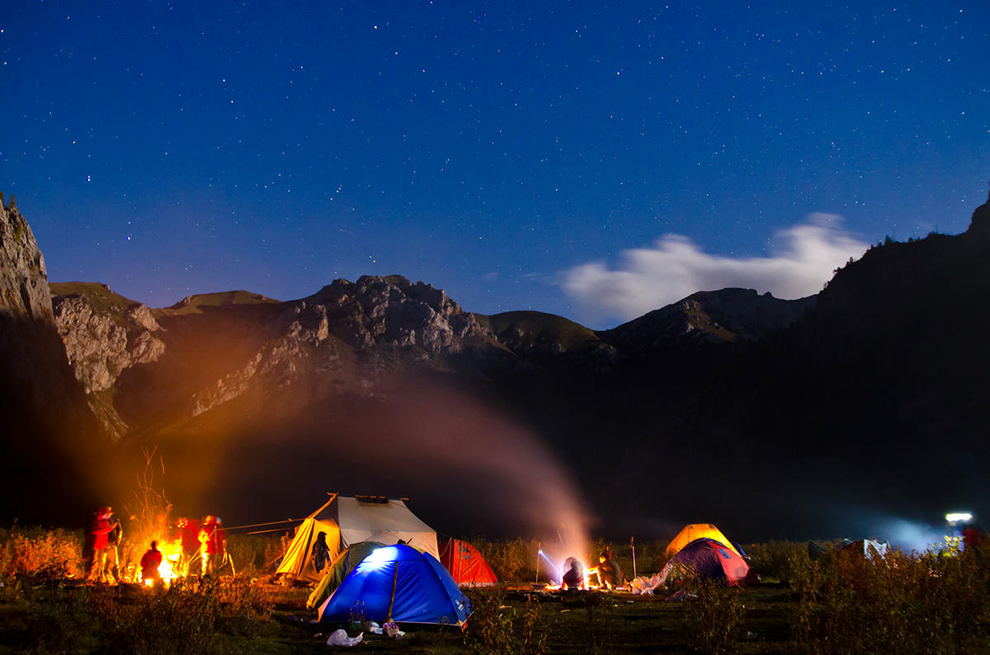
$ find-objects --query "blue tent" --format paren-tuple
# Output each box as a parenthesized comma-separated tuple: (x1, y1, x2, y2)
(317, 544, 471, 626)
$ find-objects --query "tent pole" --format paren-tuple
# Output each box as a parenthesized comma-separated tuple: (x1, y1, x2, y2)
(535, 542, 540, 584)
(386, 556, 398, 622)
(307, 492, 338, 519)
(631, 536, 637, 579)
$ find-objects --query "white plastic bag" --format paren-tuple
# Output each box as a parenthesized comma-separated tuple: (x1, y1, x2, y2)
(326, 629, 364, 647)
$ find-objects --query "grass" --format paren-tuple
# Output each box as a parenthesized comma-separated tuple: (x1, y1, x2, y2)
(3, 528, 990, 654)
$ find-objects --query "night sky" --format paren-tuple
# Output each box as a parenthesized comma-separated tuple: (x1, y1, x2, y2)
(3, 1, 987, 328)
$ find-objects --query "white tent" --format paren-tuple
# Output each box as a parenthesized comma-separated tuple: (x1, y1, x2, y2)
(275, 494, 438, 584)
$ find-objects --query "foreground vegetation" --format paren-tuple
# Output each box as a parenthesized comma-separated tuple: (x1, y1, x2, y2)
(2, 527, 990, 654)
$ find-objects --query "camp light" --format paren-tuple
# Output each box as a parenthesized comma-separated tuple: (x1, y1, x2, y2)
(946, 512, 974, 524)
(358, 545, 393, 571)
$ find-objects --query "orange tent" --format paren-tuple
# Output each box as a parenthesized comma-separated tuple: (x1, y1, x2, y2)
(438, 538, 498, 587)
(665, 524, 743, 558)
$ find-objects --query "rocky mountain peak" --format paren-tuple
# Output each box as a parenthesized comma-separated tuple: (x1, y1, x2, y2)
(600, 287, 816, 351)
(51, 284, 166, 396)
(0, 195, 53, 323)
(300, 274, 487, 355)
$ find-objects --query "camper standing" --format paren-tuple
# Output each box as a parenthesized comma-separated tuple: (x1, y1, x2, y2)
(198, 516, 227, 577)
(84, 506, 118, 583)
(106, 512, 123, 583)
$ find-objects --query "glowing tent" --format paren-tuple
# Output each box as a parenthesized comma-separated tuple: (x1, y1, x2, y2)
(317, 544, 470, 626)
(439, 538, 498, 587)
(658, 538, 753, 587)
(665, 524, 743, 558)
(306, 541, 385, 610)
(275, 494, 439, 584)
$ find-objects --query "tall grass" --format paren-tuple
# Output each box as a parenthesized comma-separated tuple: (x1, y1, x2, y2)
(791, 542, 990, 655)
(0, 526, 83, 583)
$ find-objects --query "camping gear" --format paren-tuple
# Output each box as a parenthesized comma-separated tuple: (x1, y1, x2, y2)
(665, 524, 743, 558)
(438, 538, 497, 587)
(307, 541, 385, 610)
(276, 494, 439, 584)
(658, 537, 753, 587)
(317, 544, 470, 626)
(840, 539, 889, 559)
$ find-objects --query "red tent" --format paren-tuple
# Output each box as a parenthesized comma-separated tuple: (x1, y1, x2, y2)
(658, 538, 754, 587)
(438, 538, 498, 587)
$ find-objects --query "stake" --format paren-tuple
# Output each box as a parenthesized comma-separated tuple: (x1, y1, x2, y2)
(535, 542, 541, 584)
(631, 536, 637, 579)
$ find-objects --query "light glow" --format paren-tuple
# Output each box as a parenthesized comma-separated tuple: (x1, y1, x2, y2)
(946, 512, 973, 523)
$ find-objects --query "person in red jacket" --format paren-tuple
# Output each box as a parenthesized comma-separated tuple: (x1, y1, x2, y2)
(140, 541, 164, 587)
(172, 517, 201, 576)
(84, 506, 119, 583)
(198, 515, 227, 577)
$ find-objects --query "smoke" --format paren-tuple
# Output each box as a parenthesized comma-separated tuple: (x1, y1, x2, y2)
(145, 375, 591, 556)
(839, 507, 947, 554)
(562, 214, 869, 325)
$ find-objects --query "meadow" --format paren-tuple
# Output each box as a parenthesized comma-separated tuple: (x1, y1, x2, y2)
(2, 527, 989, 654)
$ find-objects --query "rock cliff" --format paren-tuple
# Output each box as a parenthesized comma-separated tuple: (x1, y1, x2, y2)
(0, 195, 53, 323)
(51, 284, 166, 395)
(0, 196, 109, 523)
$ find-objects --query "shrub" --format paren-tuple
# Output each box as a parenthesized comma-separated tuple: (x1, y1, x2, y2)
(792, 543, 990, 655)
(683, 578, 745, 655)
(745, 539, 807, 584)
(585, 590, 617, 654)
(464, 586, 516, 655)
(0, 526, 83, 583)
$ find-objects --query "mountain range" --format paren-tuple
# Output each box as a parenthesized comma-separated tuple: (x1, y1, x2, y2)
(2, 190, 989, 542)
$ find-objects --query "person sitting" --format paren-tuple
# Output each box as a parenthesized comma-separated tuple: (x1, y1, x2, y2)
(561, 557, 584, 590)
(140, 541, 164, 587)
(596, 552, 623, 590)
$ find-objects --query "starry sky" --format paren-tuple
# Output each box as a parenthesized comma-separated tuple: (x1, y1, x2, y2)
(3, 1, 988, 328)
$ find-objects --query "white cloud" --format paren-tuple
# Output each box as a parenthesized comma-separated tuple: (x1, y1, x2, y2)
(561, 213, 869, 324)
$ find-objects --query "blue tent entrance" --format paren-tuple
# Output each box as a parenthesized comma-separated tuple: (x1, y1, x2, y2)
(317, 544, 470, 626)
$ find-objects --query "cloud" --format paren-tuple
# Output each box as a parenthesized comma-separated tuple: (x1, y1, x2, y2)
(562, 213, 869, 324)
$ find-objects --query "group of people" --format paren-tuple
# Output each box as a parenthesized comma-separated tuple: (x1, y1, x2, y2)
(561, 552, 624, 591)
(84, 507, 228, 586)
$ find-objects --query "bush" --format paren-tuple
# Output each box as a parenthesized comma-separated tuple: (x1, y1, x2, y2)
(683, 579, 745, 655)
(792, 543, 990, 655)
(0, 526, 83, 583)
(464, 586, 515, 654)
(17, 575, 276, 655)
(745, 539, 807, 584)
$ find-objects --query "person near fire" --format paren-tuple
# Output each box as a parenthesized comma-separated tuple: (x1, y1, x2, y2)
(198, 515, 227, 577)
(83, 506, 119, 583)
(561, 557, 584, 590)
(173, 516, 201, 576)
(594, 551, 623, 590)
(106, 510, 123, 584)
(140, 540, 164, 587)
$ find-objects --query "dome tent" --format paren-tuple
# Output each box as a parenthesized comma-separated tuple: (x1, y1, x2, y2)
(317, 544, 470, 626)
(658, 538, 753, 587)
(665, 523, 743, 558)
(306, 541, 385, 611)
(439, 538, 498, 587)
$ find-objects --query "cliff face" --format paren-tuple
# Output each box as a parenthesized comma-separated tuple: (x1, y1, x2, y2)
(52, 285, 166, 395)
(0, 196, 53, 323)
(0, 197, 108, 523)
